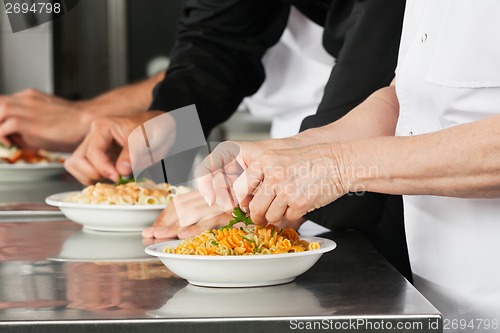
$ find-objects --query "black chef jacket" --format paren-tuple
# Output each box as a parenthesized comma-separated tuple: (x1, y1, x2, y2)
(149, 0, 412, 281)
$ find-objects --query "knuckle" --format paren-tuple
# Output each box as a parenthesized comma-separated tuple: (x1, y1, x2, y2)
(248, 201, 263, 217)
(23, 88, 39, 96)
(0, 101, 8, 115)
(265, 211, 279, 223)
(286, 209, 303, 222)
(91, 117, 112, 131)
(64, 158, 75, 171)
(9, 118, 19, 129)
(294, 199, 309, 211)
(90, 119, 105, 130)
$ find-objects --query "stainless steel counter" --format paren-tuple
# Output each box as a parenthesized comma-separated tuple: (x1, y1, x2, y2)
(0, 174, 442, 332)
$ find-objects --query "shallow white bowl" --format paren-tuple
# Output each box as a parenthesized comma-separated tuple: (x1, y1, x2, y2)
(46, 191, 166, 232)
(145, 237, 336, 288)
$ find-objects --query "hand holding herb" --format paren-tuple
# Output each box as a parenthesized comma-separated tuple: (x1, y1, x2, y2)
(117, 175, 135, 185)
(220, 207, 254, 229)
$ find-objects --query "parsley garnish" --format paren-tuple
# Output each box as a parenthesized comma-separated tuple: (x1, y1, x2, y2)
(219, 207, 254, 229)
(117, 175, 148, 185)
(117, 175, 135, 185)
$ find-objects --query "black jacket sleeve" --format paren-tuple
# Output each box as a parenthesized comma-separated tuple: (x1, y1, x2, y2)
(149, 0, 290, 137)
(299, 0, 406, 231)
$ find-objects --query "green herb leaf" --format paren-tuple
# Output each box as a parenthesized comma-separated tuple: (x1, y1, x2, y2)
(117, 175, 135, 185)
(211, 241, 218, 246)
(219, 207, 254, 230)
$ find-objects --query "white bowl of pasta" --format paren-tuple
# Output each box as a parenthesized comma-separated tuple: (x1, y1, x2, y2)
(46, 182, 191, 232)
(46, 191, 166, 232)
(145, 236, 336, 287)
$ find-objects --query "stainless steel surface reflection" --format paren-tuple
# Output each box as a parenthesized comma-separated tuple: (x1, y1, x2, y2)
(50, 229, 154, 262)
(0, 174, 82, 204)
(0, 178, 442, 332)
(149, 282, 331, 318)
(0, 221, 182, 320)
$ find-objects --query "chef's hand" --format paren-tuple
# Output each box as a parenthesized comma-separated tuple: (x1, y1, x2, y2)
(141, 190, 307, 239)
(0, 89, 90, 151)
(65, 111, 165, 185)
(233, 143, 348, 225)
(142, 191, 229, 239)
(196, 138, 302, 212)
(0, 74, 163, 152)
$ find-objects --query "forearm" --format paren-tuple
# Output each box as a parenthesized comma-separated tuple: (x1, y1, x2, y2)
(79, 71, 164, 123)
(340, 114, 500, 198)
(294, 86, 399, 146)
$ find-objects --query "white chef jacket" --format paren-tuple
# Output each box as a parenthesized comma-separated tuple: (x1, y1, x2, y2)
(395, 0, 500, 330)
(243, 7, 335, 139)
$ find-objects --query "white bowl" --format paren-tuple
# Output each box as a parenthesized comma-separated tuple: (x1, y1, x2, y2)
(145, 237, 336, 288)
(0, 163, 65, 182)
(45, 191, 166, 232)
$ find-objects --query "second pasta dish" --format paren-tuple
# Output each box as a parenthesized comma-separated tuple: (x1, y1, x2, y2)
(65, 181, 191, 205)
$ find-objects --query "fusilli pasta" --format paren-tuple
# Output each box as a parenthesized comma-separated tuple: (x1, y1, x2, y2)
(164, 224, 320, 256)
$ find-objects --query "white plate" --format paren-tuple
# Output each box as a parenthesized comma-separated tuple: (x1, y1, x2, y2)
(45, 192, 167, 232)
(145, 237, 336, 288)
(0, 163, 66, 182)
(49, 229, 154, 262)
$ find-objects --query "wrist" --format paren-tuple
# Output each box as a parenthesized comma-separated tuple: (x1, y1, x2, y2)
(262, 136, 304, 151)
(77, 100, 101, 129)
(325, 142, 353, 196)
(281, 136, 305, 149)
(293, 128, 320, 146)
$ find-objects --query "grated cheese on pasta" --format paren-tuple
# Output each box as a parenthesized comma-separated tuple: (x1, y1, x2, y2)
(65, 181, 191, 205)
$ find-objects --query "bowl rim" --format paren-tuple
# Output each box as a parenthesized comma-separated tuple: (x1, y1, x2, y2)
(145, 237, 336, 261)
(0, 162, 64, 169)
(45, 191, 168, 210)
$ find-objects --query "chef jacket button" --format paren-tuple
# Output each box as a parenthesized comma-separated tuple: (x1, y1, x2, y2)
(421, 33, 427, 43)
(409, 131, 414, 136)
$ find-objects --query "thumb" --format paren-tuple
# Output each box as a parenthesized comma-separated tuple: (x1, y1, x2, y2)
(178, 224, 203, 239)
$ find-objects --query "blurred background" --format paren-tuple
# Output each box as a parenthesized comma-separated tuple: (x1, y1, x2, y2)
(0, 0, 271, 141)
